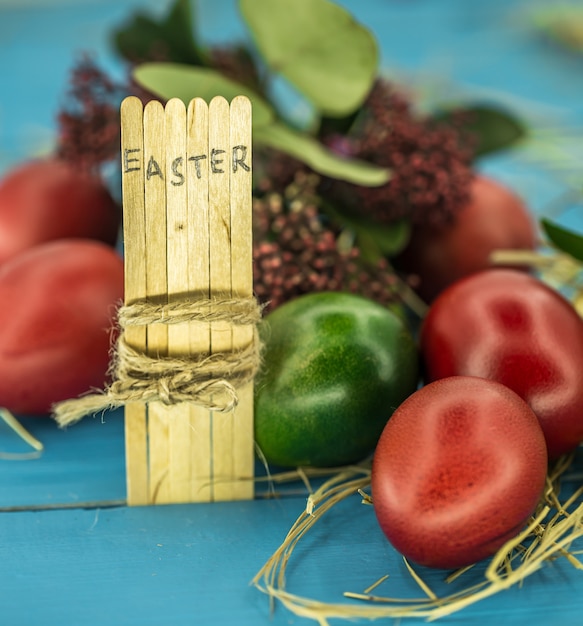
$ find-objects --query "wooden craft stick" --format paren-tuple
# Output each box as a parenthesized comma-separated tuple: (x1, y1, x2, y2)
(164, 98, 192, 503)
(120, 96, 149, 506)
(120, 95, 255, 505)
(142, 100, 170, 504)
(186, 98, 213, 502)
(208, 97, 235, 501)
(143, 100, 168, 353)
(229, 96, 254, 500)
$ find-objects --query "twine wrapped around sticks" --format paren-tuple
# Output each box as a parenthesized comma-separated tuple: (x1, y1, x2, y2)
(53, 297, 264, 427)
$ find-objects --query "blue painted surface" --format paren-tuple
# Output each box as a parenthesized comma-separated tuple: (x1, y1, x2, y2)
(0, 504, 551, 625)
(1, 1, 583, 624)
(4, 461, 583, 626)
(0, 412, 126, 508)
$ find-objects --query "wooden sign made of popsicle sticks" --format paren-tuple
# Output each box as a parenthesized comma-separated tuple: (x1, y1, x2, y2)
(120, 95, 254, 505)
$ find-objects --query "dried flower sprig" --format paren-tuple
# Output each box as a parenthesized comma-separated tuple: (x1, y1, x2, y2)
(55, 45, 265, 173)
(57, 56, 124, 174)
(252, 172, 406, 311)
(319, 79, 475, 228)
(55, 59, 413, 314)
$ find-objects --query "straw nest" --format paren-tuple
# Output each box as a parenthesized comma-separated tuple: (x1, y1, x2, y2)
(253, 453, 583, 624)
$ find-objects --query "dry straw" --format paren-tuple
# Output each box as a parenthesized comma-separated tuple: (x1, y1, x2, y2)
(0, 408, 44, 460)
(253, 455, 583, 624)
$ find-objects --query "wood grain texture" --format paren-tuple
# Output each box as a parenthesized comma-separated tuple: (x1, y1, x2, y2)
(164, 98, 192, 504)
(120, 95, 255, 504)
(143, 99, 170, 504)
(120, 96, 149, 506)
(187, 97, 213, 502)
(229, 96, 254, 500)
(208, 96, 235, 501)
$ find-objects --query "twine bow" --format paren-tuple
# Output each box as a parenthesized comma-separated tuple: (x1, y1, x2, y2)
(53, 297, 263, 427)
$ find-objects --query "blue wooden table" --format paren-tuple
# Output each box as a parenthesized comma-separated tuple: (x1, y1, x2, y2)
(2, 1, 583, 624)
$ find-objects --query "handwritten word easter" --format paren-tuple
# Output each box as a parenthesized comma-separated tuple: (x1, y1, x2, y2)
(123, 146, 250, 186)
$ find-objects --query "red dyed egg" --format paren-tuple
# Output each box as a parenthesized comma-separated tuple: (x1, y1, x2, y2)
(394, 175, 536, 302)
(0, 239, 123, 414)
(0, 158, 120, 265)
(421, 269, 583, 459)
(371, 376, 547, 569)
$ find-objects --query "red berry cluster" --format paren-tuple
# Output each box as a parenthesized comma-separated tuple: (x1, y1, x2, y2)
(57, 57, 123, 174)
(320, 79, 475, 227)
(56, 49, 265, 173)
(54, 59, 462, 313)
(253, 174, 401, 311)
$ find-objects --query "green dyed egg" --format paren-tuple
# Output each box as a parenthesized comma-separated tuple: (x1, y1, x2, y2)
(254, 292, 419, 467)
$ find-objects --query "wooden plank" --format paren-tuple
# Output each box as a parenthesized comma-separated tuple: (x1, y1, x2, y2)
(229, 96, 254, 500)
(120, 96, 149, 506)
(186, 97, 213, 502)
(208, 96, 235, 501)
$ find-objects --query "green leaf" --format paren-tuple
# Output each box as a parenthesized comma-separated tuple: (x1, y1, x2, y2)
(352, 219, 411, 262)
(112, 0, 205, 65)
(239, 0, 378, 117)
(317, 109, 361, 138)
(134, 63, 389, 185)
(323, 200, 410, 260)
(434, 104, 527, 158)
(541, 218, 583, 262)
(133, 63, 275, 127)
(254, 122, 390, 186)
